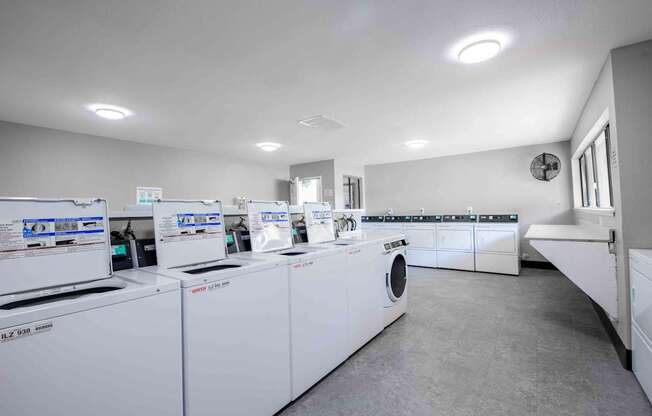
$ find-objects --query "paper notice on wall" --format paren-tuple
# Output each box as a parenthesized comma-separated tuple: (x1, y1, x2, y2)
(157, 212, 223, 244)
(136, 187, 163, 205)
(0, 216, 106, 260)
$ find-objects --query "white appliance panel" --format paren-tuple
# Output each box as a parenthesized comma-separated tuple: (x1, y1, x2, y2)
(437, 251, 475, 271)
(474, 226, 517, 254)
(182, 266, 291, 416)
(475, 253, 519, 275)
(406, 248, 437, 268)
(0, 290, 183, 416)
(346, 244, 384, 352)
(633, 324, 652, 403)
(290, 253, 349, 399)
(437, 225, 474, 251)
(404, 227, 436, 249)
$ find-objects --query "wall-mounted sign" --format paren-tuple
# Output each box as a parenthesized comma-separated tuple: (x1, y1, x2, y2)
(136, 187, 163, 205)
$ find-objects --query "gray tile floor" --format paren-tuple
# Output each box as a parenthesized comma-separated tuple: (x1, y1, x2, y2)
(279, 267, 652, 416)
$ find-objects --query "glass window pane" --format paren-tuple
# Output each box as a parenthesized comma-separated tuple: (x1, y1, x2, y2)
(579, 154, 589, 207)
(593, 130, 612, 208)
(297, 177, 321, 205)
(584, 147, 597, 207)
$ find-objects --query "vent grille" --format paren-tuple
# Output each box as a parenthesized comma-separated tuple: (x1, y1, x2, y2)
(298, 115, 345, 131)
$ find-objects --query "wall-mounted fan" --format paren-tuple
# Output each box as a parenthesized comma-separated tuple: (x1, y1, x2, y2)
(530, 153, 561, 181)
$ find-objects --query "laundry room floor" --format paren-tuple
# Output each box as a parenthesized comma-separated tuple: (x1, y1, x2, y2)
(278, 267, 652, 416)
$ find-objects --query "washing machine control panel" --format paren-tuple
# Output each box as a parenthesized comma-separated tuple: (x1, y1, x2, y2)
(383, 239, 408, 252)
(478, 214, 518, 223)
(361, 216, 385, 223)
(411, 215, 442, 223)
(442, 215, 477, 223)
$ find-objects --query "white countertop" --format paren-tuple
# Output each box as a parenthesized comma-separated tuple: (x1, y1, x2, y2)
(525, 224, 612, 242)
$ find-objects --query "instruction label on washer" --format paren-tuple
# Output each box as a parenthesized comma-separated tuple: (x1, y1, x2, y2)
(0, 216, 106, 260)
(157, 212, 223, 243)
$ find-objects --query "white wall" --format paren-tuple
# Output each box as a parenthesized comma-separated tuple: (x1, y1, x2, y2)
(0, 121, 289, 210)
(365, 141, 574, 262)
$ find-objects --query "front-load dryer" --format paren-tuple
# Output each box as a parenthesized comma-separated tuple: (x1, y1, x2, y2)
(382, 237, 408, 327)
(436, 214, 477, 271)
(474, 214, 520, 275)
(405, 215, 441, 268)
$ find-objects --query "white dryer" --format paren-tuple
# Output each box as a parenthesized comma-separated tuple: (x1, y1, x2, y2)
(0, 198, 183, 416)
(474, 214, 520, 275)
(405, 215, 441, 268)
(144, 199, 292, 416)
(382, 236, 409, 327)
(436, 214, 477, 271)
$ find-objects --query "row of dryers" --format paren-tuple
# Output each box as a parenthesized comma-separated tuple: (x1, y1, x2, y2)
(0, 197, 408, 416)
(361, 214, 520, 275)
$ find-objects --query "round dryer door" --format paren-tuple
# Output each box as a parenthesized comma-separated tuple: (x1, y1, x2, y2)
(387, 251, 407, 302)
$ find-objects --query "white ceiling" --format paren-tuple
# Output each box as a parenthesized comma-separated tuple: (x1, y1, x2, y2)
(1, 1, 651, 166)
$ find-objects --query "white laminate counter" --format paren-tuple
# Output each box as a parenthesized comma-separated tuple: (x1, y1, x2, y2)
(525, 224, 612, 242)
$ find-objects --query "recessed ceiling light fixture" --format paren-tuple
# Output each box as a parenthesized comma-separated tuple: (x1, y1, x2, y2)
(458, 39, 501, 64)
(256, 142, 282, 152)
(448, 28, 514, 64)
(88, 103, 132, 120)
(404, 139, 429, 149)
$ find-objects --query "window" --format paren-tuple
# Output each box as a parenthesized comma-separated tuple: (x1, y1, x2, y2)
(343, 175, 363, 209)
(577, 125, 612, 208)
(296, 177, 322, 205)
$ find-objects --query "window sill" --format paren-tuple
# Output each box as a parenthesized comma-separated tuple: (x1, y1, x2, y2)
(574, 207, 615, 217)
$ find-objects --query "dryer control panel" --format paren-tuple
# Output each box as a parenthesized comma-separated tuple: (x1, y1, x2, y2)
(384, 216, 412, 223)
(442, 215, 477, 222)
(411, 215, 442, 223)
(478, 214, 518, 223)
(361, 216, 385, 223)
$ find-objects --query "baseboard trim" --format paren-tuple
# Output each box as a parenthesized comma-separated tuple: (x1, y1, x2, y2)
(591, 299, 632, 370)
(521, 260, 558, 270)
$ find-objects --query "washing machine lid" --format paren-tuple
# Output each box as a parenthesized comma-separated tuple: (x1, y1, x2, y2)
(247, 200, 293, 253)
(0, 198, 112, 296)
(0, 270, 180, 329)
(152, 199, 226, 269)
(303, 201, 336, 244)
(387, 251, 407, 302)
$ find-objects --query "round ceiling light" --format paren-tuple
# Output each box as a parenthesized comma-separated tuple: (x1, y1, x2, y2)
(88, 104, 132, 120)
(458, 39, 501, 64)
(256, 142, 282, 152)
(404, 139, 429, 149)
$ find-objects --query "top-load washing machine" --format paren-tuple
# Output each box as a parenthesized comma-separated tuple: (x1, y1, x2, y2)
(405, 215, 441, 268)
(436, 214, 477, 271)
(142, 199, 291, 416)
(243, 200, 351, 400)
(474, 214, 520, 275)
(0, 197, 183, 416)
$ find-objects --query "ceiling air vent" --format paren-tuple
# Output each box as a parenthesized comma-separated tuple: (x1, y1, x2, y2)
(297, 115, 345, 131)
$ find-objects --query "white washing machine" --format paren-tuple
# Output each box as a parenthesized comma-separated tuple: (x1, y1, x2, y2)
(144, 199, 292, 416)
(405, 215, 441, 268)
(436, 214, 477, 271)
(382, 236, 409, 327)
(0, 198, 183, 416)
(474, 214, 520, 275)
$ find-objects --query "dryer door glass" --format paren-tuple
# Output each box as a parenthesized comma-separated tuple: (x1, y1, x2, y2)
(388, 253, 407, 301)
